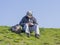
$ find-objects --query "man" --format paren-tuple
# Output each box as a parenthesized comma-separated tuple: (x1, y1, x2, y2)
(19, 11, 40, 38)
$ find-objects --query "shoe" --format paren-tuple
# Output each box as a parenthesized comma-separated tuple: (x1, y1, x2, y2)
(35, 34, 40, 39)
(26, 33, 30, 38)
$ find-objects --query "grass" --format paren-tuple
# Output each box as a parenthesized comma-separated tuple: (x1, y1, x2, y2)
(0, 26, 60, 45)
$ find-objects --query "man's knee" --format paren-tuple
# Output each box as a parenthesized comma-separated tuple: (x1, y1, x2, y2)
(25, 23, 29, 27)
(34, 24, 39, 28)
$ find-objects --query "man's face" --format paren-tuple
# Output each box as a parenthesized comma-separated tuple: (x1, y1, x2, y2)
(27, 15, 32, 18)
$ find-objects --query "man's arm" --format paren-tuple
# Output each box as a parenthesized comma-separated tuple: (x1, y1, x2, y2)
(33, 17, 38, 24)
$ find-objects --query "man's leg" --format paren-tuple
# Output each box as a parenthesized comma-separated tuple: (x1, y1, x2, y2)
(32, 24, 40, 38)
(24, 24, 30, 37)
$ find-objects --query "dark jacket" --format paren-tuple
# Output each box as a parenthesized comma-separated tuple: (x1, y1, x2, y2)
(19, 16, 38, 27)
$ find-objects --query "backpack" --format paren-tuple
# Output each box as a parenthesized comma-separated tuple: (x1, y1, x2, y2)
(11, 24, 22, 34)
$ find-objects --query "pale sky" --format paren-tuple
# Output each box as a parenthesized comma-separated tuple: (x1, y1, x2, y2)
(0, 0, 60, 28)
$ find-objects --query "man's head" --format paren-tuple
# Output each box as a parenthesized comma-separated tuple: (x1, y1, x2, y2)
(26, 11, 33, 18)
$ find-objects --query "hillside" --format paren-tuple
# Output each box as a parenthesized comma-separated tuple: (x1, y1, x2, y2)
(0, 26, 60, 45)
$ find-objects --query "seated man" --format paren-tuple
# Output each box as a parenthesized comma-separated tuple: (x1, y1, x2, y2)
(19, 11, 40, 38)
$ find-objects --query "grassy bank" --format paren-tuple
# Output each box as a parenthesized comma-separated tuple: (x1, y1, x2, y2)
(0, 26, 60, 45)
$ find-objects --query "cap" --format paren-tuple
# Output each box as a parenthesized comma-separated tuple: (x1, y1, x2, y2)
(26, 11, 33, 16)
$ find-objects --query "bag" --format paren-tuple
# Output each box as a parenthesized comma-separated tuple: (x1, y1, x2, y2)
(11, 24, 22, 33)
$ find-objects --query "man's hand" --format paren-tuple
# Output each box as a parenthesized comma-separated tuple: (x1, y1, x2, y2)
(29, 22, 34, 25)
(26, 22, 34, 26)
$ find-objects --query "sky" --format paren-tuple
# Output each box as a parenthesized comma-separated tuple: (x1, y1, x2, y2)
(0, 0, 60, 28)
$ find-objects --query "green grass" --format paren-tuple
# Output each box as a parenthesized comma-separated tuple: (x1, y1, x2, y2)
(0, 26, 60, 45)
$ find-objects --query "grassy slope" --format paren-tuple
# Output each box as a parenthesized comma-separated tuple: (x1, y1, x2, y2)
(0, 26, 60, 45)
